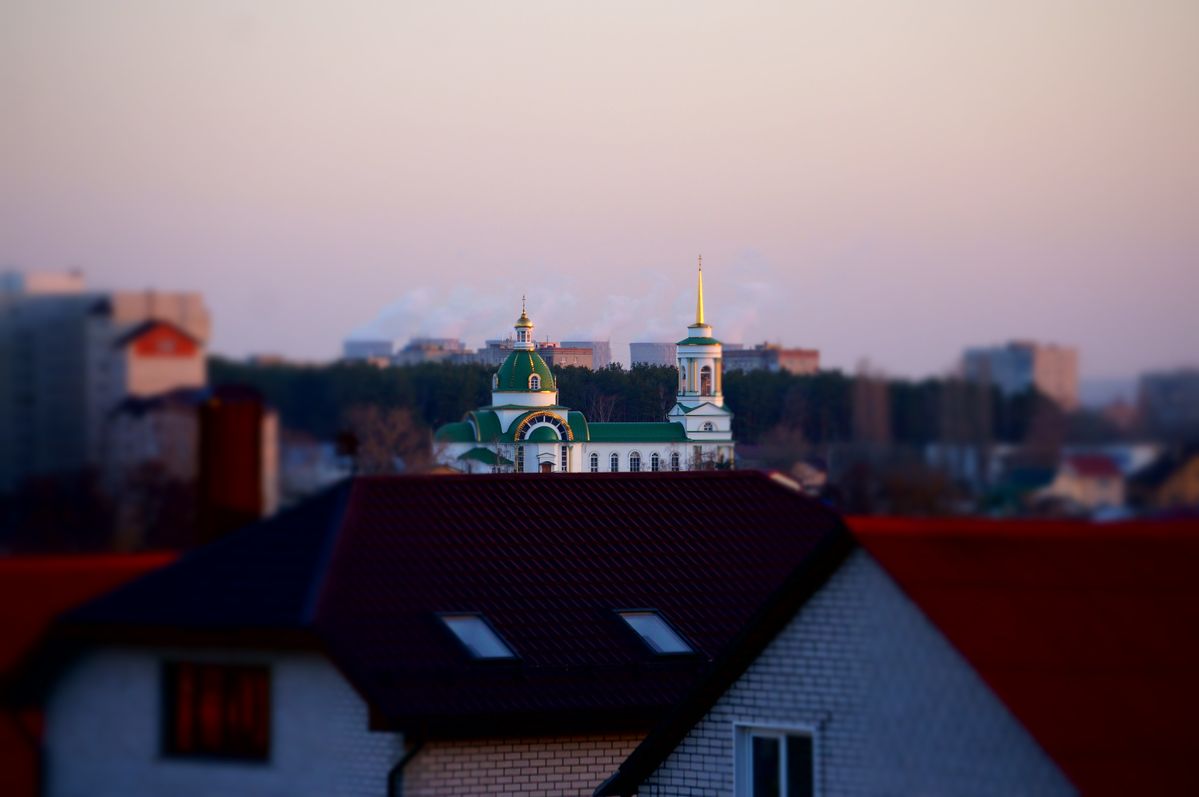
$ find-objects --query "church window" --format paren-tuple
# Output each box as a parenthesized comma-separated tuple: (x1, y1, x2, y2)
(702, 422, 715, 432)
(518, 330, 527, 343)
(679, 365, 687, 391)
(629, 452, 642, 472)
(651, 453, 660, 472)
(610, 452, 619, 472)
(700, 365, 713, 395)
(560, 445, 568, 472)
(671, 452, 680, 471)
(516, 445, 525, 472)
(590, 453, 599, 472)
(529, 374, 541, 390)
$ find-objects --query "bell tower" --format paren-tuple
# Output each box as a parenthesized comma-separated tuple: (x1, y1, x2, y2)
(676, 256, 724, 407)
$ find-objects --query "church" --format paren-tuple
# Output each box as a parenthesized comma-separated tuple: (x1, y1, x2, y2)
(434, 264, 735, 473)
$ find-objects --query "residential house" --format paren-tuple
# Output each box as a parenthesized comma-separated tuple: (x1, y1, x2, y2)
(1037, 454, 1125, 513)
(0, 553, 175, 797)
(598, 516, 1199, 796)
(26, 472, 844, 797)
(1129, 445, 1199, 511)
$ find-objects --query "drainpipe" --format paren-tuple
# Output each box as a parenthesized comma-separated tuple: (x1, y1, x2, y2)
(387, 737, 425, 797)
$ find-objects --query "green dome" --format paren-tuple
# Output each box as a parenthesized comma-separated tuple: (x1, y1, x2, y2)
(526, 425, 560, 442)
(496, 349, 556, 392)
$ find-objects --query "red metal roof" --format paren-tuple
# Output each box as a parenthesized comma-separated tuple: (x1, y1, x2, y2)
(851, 516, 1199, 796)
(0, 552, 176, 675)
(0, 552, 175, 797)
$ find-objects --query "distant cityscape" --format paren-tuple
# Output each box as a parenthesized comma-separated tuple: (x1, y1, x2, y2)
(3, 268, 1199, 547)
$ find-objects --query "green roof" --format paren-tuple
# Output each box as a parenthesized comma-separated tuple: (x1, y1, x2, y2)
(496, 349, 556, 392)
(567, 411, 590, 442)
(677, 336, 721, 346)
(526, 426, 560, 442)
(457, 447, 514, 466)
(588, 422, 688, 443)
(434, 421, 475, 443)
(467, 410, 502, 442)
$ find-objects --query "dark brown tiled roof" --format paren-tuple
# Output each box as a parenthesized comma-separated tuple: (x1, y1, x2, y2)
(55, 472, 847, 737)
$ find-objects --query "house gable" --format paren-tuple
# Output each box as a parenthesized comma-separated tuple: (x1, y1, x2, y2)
(624, 550, 1072, 796)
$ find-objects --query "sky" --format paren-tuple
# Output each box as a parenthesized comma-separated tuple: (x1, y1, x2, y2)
(2, 0, 1196, 378)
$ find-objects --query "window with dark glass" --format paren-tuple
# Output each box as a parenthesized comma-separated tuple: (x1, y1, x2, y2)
(610, 452, 619, 472)
(671, 452, 681, 471)
(650, 453, 660, 471)
(162, 662, 270, 761)
(736, 727, 814, 797)
(590, 453, 599, 472)
(629, 452, 641, 472)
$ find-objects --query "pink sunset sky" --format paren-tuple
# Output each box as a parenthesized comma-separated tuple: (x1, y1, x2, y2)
(2, 1, 1196, 378)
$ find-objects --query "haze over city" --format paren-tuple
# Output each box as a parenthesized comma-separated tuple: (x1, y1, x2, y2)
(3, 0, 1196, 377)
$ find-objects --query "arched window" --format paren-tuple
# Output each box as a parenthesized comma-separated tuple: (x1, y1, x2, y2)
(529, 374, 541, 390)
(702, 422, 715, 432)
(610, 452, 619, 472)
(650, 453, 660, 472)
(670, 452, 680, 471)
(590, 453, 599, 473)
(629, 452, 642, 473)
(679, 365, 687, 391)
(700, 365, 713, 395)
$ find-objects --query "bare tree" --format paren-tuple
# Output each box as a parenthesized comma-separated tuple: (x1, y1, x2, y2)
(341, 406, 432, 475)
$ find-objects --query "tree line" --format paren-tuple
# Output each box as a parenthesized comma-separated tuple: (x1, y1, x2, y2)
(209, 358, 1098, 447)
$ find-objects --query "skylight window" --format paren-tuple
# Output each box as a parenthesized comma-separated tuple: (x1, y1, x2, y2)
(439, 614, 516, 659)
(618, 611, 694, 655)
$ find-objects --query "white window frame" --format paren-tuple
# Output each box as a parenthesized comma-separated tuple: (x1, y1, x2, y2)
(529, 374, 541, 390)
(732, 722, 819, 797)
(590, 453, 600, 472)
(670, 451, 680, 471)
(610, 452, 619, 472)
(650, 453, 660, 472)
(629, 451, 642, 472)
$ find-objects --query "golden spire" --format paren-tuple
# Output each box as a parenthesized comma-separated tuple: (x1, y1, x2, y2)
(695, 255, 705, 325)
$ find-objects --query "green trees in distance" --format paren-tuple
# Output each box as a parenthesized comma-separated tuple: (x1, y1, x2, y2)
(208, 358, 1101, 447)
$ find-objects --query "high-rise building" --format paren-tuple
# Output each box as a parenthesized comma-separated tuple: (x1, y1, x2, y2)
(1140, 369, 1199, 440)
(342, 339, 395, 364)
(724, 343, 820, 375)
(0, 272, 210, 492)
(392, 337, 466, 366)
(962, 341, 1079, 411)
(629, 342, 677, 367)
(537, 342, 594, 369)
(562, 340, 612, 370)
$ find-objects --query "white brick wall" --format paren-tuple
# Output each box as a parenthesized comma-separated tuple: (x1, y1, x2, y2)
(403, 733, 643, 797)
(45, 648, 404, 797)
(640, 549, 1076, 796)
